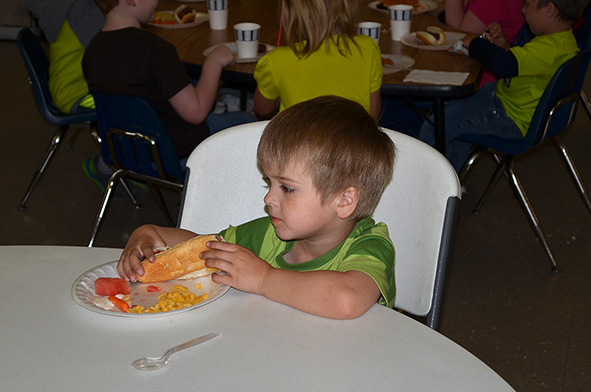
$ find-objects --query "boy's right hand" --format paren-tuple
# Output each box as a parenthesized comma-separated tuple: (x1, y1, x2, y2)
(207, 44, 236, 68)
(117, 225, 168, 282)
(486, 22, 511, 50)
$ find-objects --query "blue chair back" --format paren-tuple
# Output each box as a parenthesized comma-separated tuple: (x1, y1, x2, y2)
(458, 50, 589, 155)
(92, 91, 186, 181)
(16, 28, 96, 126)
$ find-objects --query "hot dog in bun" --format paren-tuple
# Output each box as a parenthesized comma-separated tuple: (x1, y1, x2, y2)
(415, 26, 446, 46)
(174, 4, 197, 24)
(137, 235, 223, 283)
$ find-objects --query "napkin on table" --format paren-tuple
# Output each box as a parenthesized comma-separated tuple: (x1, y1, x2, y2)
(403, 70, 470, 85)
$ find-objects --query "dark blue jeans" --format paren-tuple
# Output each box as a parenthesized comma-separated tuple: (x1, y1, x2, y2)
(419, 82, 523, 172)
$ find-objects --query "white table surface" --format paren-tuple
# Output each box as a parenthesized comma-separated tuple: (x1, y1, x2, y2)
(1, 246, 515, 391)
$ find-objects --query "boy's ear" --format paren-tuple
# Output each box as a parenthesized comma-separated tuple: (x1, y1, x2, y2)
(546, 1, 558, 18)
(336, 187, 359, 219)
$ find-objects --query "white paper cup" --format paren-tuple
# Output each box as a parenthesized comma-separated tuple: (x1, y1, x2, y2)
(389, 5, 412, 41)
(207, 0, 229, 30)
(358, 22, 382, 44)
(234, 22, 260, 59)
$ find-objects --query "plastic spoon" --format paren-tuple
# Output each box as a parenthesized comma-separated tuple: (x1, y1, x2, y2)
(131, 331, 221, 370)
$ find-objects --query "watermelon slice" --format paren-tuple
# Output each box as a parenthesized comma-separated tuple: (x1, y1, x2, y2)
(95, 277, 132, 296)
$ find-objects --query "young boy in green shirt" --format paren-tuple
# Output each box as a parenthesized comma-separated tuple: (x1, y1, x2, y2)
(117, 96, 396, 319)
(419, 0, 590, 172)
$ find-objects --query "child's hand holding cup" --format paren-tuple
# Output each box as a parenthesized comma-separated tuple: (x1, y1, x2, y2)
(207, 0, 229, 30)
(389, 5, 412, 41)
(234, 22, 260, 59)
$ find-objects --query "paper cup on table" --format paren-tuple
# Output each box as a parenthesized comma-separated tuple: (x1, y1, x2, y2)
(358, 22, 381, 44)
(389, 5, 412, 41)
(207, 0, 229, 30)
(234, 23, 260, 59)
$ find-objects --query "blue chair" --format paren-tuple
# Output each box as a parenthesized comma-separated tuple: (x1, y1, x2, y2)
(16, 27, 98, 209)
(458, 50, 591, 272)
(88, 92, 186, 246)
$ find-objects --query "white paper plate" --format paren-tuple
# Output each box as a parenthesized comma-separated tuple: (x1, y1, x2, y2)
(382, 54, 415, 70)
(368, 0, 439, 15)
(149, 11, 209, 29)
(203, 42, 275, 63)
(71, 261, 229, 318)
(401, 31, 465, 51)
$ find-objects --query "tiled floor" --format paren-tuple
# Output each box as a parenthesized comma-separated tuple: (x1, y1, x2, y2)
(2, 38, 590, 391)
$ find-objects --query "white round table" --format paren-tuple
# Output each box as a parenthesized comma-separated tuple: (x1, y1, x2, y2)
(1, 246, 515, 391)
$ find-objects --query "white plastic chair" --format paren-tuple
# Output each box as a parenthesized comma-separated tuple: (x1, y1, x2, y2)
(178, 121, 462, 330)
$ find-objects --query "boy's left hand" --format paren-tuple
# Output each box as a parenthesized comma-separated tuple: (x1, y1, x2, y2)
(201, 241, 272, 294)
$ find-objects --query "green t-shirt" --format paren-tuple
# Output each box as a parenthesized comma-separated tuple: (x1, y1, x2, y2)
(220, 216, 396, 308)
(49, 20, 94, 113)
(254, 34, 382, 113)
(495, 29, 579, 136)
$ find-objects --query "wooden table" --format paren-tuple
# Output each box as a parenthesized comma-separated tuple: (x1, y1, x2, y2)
(144, 0, 482, 154)
(1, 245, 516, 391)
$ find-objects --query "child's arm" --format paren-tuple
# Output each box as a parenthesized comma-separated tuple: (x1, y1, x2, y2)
(445, 0, 487, 34)
(370, 91, 381, 121)
(117, 225, 197, 282)
(253, 87, 279, 117)
(168, 45, 236, 124)
(202, 241, 381, 319)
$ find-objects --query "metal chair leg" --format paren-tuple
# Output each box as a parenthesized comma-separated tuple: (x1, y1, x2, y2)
(88, 170, 129, 247)
(473, 155, 511, 213)
(552, 136, 591, 213)
(504, 162, 560, 273)
(19, 125, 68, 210)
(458, 146, 486, 184)
(147, 183, 176, 226)
(579, 89, 591, 120)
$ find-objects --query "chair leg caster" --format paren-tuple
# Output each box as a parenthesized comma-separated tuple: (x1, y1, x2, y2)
(551, 265, 562, 274)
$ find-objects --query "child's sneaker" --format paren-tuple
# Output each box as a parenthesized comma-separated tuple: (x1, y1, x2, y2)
(82, 156, 128, 200)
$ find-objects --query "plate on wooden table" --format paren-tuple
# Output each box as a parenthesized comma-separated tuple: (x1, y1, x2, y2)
(381, 54, 415, 74)
(149, 11, 209, 28)
(401, 31, 465, 51)
(368, 1, 439, 15)
(203, 42, 275, 63)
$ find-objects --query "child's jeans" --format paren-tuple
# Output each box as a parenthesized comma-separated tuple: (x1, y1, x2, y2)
(419, 82, 523, 172)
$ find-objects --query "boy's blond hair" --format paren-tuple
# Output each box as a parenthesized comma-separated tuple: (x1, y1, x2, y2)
(257, 96, 395, 221)
(94, 0, 118, 14)
(281, 0, 359, 58)
(537, 0, 590, 23)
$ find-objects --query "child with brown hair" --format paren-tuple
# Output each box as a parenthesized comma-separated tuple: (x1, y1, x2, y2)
(253, 0, 382, 119)
(420, 0, 590, 172)
(118, 95, 396, 320)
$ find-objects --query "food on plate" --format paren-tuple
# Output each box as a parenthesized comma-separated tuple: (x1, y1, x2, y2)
(95, 277, 132, 296)
(108, 296, 130, 312)
(127, 284, 209, 313)
(415, 26, 446, 46)
(137, 234, 224, 283)
(151, 11, 175, 25)
(174, 4, 198, 24)
(147, 285, 162, 292)
(381, 57, 394, 66)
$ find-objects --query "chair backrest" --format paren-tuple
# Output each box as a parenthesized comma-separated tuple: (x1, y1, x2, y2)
(92, 91, 185, 181)
(179, 121, 462, 330)
(458, 50, 589, 156)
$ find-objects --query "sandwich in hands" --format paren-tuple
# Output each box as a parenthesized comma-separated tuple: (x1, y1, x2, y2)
(415, 26, 446, 46)
(137, 235, 223, 283)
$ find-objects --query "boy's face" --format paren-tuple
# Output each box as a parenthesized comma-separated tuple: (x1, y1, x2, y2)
(263, 163, 342, 242)
(522, 0, 549, 35)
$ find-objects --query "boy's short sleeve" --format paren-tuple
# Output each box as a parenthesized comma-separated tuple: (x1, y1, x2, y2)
(253, 52, 280, 100)
(368, 38, 383, 94)
(150, 40, 193, 100)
